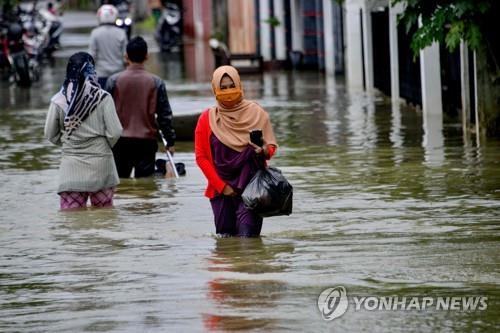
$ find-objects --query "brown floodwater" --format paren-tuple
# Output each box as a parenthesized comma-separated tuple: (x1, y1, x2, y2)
(0, 14, 499, 332)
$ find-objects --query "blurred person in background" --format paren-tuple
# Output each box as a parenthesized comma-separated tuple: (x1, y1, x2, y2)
(89, 4, 127, 88)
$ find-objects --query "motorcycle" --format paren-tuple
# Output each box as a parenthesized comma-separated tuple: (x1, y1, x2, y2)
(112, 0, 133, 39)
(0, 22, 11, 80)
(2, 22, 32, 87)
(38, 7, 63, 57)
(155, 2, 182, 52)
(20, 20, 42, 82)
(0, 1, 62, 86)
(18, 2, 63, 59)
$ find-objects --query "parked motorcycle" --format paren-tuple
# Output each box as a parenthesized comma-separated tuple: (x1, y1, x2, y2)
(0, 0, 64, 87)
(1, 22, 32, 87)
(20, 20, 42, 82)
(39, 7, 63, 57)
(18, 2, 63, 59)
(0, 22, 12, 80)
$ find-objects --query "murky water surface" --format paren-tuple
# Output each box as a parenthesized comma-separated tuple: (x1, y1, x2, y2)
(1, 17, 500, 332)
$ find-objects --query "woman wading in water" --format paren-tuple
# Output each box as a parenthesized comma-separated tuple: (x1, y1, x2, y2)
(195, 65, 278, 237)
(44, 52, 122, 210)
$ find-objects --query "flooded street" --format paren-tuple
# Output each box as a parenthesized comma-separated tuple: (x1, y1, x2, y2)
(1, 12, 500, 332)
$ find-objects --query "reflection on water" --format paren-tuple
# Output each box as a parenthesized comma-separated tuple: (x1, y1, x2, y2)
(1, 52, 500, 331)
(183, 41, 215, 82)
(207, 237, 294, 274)
(0, 65, 63, 111)
(203, 238, 293, 331)
(423, 112, 445, 167)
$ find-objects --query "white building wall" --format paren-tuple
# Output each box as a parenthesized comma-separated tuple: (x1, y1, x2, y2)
(420, 42, 443, 116)
(323, 0, 335, 75)
(259, 0, 272, 61)
(345, 0, 364, 89)
(273, 0, 287, 60)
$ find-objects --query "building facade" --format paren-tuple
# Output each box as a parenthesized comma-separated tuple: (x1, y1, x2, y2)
(184, 0, 480, 133)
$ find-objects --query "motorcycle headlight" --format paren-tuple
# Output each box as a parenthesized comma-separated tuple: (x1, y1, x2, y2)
(116, 18, 123, 26)
(124, 18, 132, 26)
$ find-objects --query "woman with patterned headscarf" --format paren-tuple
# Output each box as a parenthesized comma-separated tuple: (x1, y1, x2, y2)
(195, 65, 278, 237)
(44, 52, 123, 210)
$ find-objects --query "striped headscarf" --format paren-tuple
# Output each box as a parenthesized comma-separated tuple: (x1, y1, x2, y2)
(60, 52, 107, 137)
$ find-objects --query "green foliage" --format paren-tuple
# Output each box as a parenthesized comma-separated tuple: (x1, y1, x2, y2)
(263, 16, 281, 27)
(392, 0, 492, 56)
(136, 16, 156, 31)
(211, 31, 225, 42)
(61, 0, 95, 10)
(0, 0, 18, 9)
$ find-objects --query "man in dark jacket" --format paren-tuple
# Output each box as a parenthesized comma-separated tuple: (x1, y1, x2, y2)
(106, 36, 176, 178)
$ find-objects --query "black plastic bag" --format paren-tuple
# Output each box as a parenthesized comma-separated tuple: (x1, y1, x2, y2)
(242, 167, 293, 217)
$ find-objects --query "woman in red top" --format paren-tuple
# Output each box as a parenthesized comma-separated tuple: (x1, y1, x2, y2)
(195, 66, 278, 237)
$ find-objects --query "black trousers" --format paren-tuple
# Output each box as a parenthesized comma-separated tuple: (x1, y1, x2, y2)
(112, 137, 158, 178)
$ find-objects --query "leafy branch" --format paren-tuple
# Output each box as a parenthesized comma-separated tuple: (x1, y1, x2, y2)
(392, 0, 491, 56)
(263, 16, 281, 28)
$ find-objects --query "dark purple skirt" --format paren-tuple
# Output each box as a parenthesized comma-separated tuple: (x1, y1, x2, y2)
(210, 134, 263, 236)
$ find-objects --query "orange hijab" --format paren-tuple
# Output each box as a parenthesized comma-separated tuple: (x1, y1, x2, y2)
(208, 66, 277, 152)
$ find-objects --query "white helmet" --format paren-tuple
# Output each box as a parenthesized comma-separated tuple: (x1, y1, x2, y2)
(97, 5, 118, 25)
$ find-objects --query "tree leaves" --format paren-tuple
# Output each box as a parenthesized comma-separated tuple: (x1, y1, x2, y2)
(392, 0, 492, 57)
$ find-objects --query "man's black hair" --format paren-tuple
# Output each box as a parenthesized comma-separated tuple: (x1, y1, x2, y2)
(126, 36, 148, 63)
